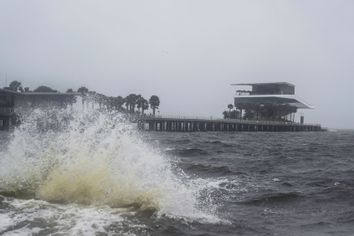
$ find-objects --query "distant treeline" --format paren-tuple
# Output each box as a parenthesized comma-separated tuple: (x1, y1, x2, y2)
(3, 80, 160, 115)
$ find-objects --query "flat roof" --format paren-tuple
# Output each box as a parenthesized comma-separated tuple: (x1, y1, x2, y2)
(0, 89, 80, 96)
(0, 88, 18, 94)
(231, 82, 295, 87)
(19, 92, 80, 96)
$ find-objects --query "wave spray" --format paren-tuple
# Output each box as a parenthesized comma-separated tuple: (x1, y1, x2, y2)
(0, 107, 215, 221)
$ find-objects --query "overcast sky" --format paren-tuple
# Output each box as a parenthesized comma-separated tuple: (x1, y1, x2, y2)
(0, 0, 353, 129)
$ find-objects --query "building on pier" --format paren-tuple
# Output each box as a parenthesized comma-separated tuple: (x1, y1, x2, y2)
(136, 116, 322, 132)
(135, 82, 322, 132)
(231, 82, 312, 123)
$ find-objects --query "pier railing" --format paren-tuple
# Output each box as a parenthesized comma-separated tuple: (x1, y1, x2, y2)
(135, 114, 321, 127)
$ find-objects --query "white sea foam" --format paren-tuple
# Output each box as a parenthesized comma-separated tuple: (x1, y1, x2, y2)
(0, 106, 220, 234)
(0, 213, 12, 232)
(1, 197, 136, 236)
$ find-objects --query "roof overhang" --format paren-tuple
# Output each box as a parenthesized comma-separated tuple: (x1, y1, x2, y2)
(234, 95, 313, 109)
(231, 82, 295, 87)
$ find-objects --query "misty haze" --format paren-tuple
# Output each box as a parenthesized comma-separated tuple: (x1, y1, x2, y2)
(1, 0, 353, 129)
(1, 1, 354, 236)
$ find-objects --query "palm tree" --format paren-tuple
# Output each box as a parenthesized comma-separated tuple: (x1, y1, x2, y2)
(230, 110, 239, 119)
(77, 86, 89, 95)
(136, 95, 143, 113)
(141, 98, 149, 115)
(114, 96, 125, 111)
(222, 111, 229, 119)
(227, 104, 234, 119)
(125, 93, 139, 113)
(137, 96, 149, 115)
(93, 93, 105, 109)
(77, 86, 89, 108)
(149, 95, 160, 116)
(106, 96, 115, 111)
(227, 104, 233, 113)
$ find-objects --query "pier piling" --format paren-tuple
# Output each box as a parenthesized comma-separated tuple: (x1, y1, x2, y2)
(135, 116, 322, 132)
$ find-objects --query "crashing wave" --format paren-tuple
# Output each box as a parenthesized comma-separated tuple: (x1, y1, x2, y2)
(0, 106, 216, 220)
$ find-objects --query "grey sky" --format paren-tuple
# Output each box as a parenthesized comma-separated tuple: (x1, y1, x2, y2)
(0, 0, 353, 129)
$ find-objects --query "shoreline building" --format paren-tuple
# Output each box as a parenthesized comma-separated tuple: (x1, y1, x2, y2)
(0, 89, 16, 129)
(0, 88, 78, 130)
(232, 82, 312, 123)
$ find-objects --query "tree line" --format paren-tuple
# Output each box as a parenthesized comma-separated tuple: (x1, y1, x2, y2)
(3, 80, 58, 93)
(3, 80, 160, 116)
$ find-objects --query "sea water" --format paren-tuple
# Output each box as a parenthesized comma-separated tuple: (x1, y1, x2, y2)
(0, 107, 354, 235)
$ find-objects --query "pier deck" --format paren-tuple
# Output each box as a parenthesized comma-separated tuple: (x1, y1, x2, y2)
(136, 116, 322, 132)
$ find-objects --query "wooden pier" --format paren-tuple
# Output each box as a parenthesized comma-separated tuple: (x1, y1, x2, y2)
(136, 116, 322, 132)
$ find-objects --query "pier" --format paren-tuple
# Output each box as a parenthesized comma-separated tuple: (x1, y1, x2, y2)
(136, 116, 322, 132)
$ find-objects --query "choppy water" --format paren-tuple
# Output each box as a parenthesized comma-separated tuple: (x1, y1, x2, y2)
(0, 108, 354, 236)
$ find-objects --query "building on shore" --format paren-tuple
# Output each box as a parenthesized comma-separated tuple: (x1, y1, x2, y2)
(0, 89, 16, 129)
(231, 82, 312, 123)
(0, 89, 78, 130)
